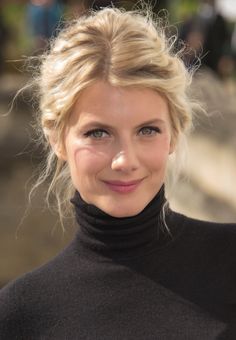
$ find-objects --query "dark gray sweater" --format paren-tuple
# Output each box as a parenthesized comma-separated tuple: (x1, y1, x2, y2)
(0, 187, 236, 339)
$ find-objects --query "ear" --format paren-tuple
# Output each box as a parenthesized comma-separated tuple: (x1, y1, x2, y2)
(48, 133, 67, 161)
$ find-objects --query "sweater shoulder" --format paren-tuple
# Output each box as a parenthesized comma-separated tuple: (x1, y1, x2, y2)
(164, 210, 236, 300)
(0, 235, 78, 293)
(169, 209, 236, 240)
(0, 237, 78, 338)
(0, 277, 24, 338)
(166, 209, 236, 272)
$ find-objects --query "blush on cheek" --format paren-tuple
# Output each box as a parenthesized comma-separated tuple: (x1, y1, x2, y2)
(74, 146, 111, 171)
(144, 144, 170, 166)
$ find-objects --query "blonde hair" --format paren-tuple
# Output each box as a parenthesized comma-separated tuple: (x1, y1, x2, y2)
(33, 6, 197, 222)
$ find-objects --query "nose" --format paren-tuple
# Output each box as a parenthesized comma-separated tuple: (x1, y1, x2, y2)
(111, 146, 139, 173)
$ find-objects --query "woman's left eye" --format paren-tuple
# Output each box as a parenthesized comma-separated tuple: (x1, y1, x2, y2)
(139, 126, 161, 135)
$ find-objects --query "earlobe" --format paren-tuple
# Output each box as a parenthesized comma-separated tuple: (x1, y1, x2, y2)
(169, 144, 175, 155)
(55, 144, 67, 161)
(169, 137, 176, 155)
(48, 133, 67, 161)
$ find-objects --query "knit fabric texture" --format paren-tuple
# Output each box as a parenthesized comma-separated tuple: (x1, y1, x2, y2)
(0, 187, 236, 339)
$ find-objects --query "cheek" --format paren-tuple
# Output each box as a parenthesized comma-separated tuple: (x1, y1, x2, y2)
(144, 154, 169, 173)
(73, 145, 111, 175)
(142, 139, 171, 170)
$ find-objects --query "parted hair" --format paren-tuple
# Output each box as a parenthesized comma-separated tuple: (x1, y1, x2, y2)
(34, 6, 197, 222)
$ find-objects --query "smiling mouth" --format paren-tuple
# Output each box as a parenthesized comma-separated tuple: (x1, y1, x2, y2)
(102, 179, 144, 193)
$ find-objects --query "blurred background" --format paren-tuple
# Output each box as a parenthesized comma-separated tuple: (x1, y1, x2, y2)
(0, 0, 236, 288)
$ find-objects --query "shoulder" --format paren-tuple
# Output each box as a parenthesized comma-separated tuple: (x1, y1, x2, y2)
(0, 278, 24, 338)
(182, 212, 236, 269)
(166, 210, 236, 301)
(0, 234, 79, 295)
(168, 209, 236, 260)
(0, 237, 78, 337)
(168, 209, 236, 245)
(165, 211, 236, 305)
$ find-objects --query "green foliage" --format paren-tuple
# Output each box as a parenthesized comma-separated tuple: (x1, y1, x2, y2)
(2, 4, 30, 60)
(169, 0, 199, 23)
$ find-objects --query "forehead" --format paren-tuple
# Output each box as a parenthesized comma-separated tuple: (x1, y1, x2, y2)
(70, 81, 170, 126)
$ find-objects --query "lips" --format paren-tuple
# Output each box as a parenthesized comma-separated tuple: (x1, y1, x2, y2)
(102, 179, 144, 193)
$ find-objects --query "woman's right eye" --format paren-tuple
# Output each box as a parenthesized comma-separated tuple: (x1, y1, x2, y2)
(84, 129, 110, 139)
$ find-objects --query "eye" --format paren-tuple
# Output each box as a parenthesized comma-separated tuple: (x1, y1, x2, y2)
(139, 126, 161, 136)
(84, 128, 110, 139)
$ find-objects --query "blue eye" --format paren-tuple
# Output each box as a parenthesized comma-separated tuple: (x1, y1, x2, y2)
(139, 126, 161, 135)
(84, 129, 109, 139)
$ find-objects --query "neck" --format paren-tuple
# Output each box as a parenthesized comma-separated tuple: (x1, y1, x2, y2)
(71, 186, 170, 260)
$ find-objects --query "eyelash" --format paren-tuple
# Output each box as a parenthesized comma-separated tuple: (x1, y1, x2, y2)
(84, 129, 109, 139)
(139, 126, 161, 135)
(83, 126, 161, 139)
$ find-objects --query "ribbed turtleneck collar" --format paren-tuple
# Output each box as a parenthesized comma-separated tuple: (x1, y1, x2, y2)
(71, 186, 169, 260)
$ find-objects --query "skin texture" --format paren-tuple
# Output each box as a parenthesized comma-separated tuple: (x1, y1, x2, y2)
(55, 81, 174, 218)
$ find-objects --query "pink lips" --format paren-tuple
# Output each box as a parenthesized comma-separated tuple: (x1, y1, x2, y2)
(103, 179, 143, 193)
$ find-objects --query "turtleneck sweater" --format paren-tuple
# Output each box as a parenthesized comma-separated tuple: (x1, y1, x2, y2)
(71, 186, 170, 260)
(0, 187, 236, 339)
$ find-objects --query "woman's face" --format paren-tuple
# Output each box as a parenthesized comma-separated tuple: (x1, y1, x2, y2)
(60, 81, 174, 217)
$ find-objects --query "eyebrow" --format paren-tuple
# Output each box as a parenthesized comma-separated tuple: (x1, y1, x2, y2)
(136, 119, 166, 128)
(80, 118, 166, 130)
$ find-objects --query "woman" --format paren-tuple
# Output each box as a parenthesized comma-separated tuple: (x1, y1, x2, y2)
(0, 6, 235, 339)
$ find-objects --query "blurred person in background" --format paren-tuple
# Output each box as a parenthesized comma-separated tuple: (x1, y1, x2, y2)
(179, 0, 232, 77)
(27, 0, 64, 52)
(230, 22, 236, 72)
(0, 4, 236, 339)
